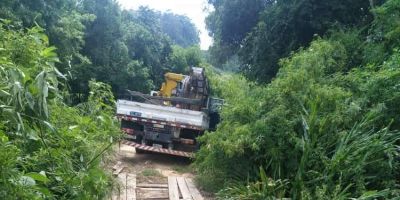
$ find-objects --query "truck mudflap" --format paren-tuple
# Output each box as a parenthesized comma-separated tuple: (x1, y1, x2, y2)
(120, 140, 194, 158)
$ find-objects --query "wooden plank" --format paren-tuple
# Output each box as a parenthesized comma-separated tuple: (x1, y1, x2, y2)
(136, 188, 168, 191)
(126, 173, 136, 200)
(185, 178, 203, 200)
(136, 198, 168, 200)
(136, 183, 168, 188)
(176, 177, 191, 200)
(168, 177, 179, 200)
(118, 173, 127, 200)
(136, 188, 169, 199)
(110, 187, 118, 200)
(113, 165, 125, 176)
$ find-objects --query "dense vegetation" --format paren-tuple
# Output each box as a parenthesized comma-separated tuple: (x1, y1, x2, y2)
(196, 0, 400, 199)
(2, 0, 400, 199)
(161, 12, 200, 48)
(0, 0, 201, 100)
(0, 24, 120, 199)
(0, 0, 202, 199)
(206, 0, 386, 82)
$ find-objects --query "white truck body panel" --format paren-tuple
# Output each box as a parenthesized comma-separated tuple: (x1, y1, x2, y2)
(116, 100, 209, 129)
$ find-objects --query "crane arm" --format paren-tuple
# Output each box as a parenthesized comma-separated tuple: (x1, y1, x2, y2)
(159, 73, 185, 97)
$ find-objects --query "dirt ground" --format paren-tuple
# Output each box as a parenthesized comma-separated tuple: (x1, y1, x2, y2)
(111, 143, 214, 199)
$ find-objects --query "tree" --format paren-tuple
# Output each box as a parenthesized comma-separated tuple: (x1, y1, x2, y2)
(122, 7, 173, 88)
(206, 0, 268, 46)
(0, 0, 93, 75)
(205, 0, 268, 65)
(196, 0, 400, 198)
(167, 45, 203, 73)
(205, 0, 385, 82)
(161, 12, 200, 47)
(0, 23, 120, 199)
(0, 1, 200, 99)
(240, 0, 384, 83)
(73, 2, 168, 97)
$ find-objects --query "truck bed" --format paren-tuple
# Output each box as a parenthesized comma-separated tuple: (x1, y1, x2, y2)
(116, 100, 209, 130)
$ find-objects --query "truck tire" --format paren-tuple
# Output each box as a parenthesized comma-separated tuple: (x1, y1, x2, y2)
(135, 135, 143, 144)
(135, 137, 147, 154)
(135, 148, 146, 154)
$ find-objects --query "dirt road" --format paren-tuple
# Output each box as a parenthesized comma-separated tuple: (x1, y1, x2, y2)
(110, 144, 213, 200)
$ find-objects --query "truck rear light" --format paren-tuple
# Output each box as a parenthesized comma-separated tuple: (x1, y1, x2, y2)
(153, 124, 165, 128)
(122, 128, 134, 135)
(180, 138, 194, 145)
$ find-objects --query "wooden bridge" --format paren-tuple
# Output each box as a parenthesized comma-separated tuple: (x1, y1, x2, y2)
(111, 172, 204, 200)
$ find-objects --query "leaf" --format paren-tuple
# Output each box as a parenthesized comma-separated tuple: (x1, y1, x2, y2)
(357, 190, 388, 199)
(43, 98, 48, 118)
(96, 116, 105, 122)
(25, 172, 49, 183)
(55, 176, 62, 182)
(40, 47, 57, 59)
(259, 166, 268, 184)
(68, 125, 78, 130)
(0, 89, 10, 97)
(16, 112, 24, 131)
(25, 92, 35, 109)
(54, 68, 66, 80)
(19, 176, 36, 186)
(27, 130, 39, 141)
(43, 82, 48, 98)
(109, 136, 113, 143)
(0, 131, 9, 142)
(0, 19, 12, 25)
(34, 185, 51, 196)
(40, 33, 49, 44)
(42, 121, 55, 132)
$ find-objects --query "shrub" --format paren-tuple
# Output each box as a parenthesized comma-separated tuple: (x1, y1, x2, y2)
(195, 37, 400, 198)
(0, 23, 120, 199)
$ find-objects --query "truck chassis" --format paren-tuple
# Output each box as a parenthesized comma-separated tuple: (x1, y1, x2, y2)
(116, 100, 208, 158)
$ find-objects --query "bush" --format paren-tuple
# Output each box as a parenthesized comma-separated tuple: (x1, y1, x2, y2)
(195, 36, 400, 198)
(0, 23, 120, 199)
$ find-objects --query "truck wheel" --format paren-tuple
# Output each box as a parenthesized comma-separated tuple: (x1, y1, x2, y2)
(167, 143, 174, 150)
(135, 135, 143, 144)
(195, 141, 201, 151)
(135, 148, 146, 154)
(135, 137, 147, 154)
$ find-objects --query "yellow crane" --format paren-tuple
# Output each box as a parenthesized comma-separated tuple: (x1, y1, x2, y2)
(118, 67, 223, 157)
(158, 72, 185, 98)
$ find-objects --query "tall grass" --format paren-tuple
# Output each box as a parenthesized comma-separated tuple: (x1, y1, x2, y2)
(215, 105, 400, 199)
(0, 23, 120, 199)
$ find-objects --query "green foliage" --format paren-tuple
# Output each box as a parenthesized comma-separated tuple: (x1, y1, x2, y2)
(168, 45, 203, 73)
(121, 7, 173, 88)
(171, 165, 193, 174)
(0, 24, 120, 199)
(88, 80, 116, 113)
(0, 0, 95, 79)
(206, 0, 385, 82)
(239, 0, 383, 83)
(363, 0, 400, 65)
(141, 169, 163, 177)
(217, 167, 288, 200)
(0, 0, 201, 101)
(206, 0, 267, 65)
(195, 2, 400, 196)
(75, 0, 154, 96)
(161, 12, 200, 47)
(206, 0, 267, 46)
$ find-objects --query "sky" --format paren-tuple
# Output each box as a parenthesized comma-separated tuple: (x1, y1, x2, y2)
(117, 0, 213, 50)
